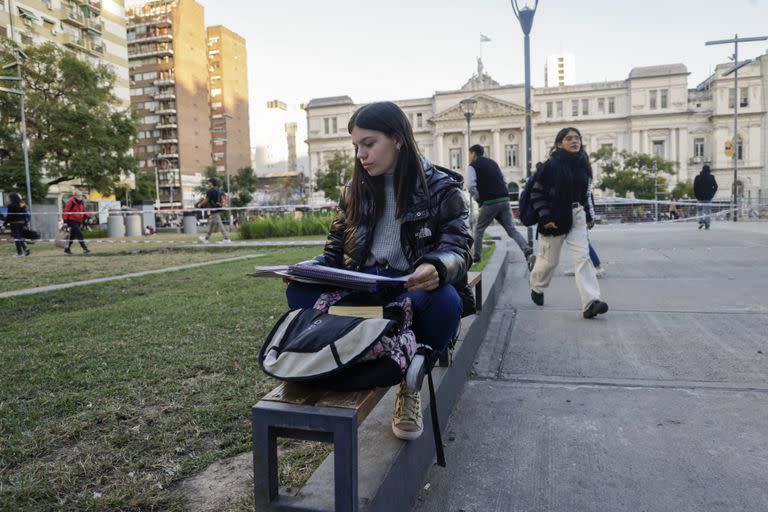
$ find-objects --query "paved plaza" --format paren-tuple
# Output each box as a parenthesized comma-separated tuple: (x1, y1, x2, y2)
(414, 221, 768, 512)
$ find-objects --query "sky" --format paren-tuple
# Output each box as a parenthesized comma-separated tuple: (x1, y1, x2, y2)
(195, 0, 768, 155)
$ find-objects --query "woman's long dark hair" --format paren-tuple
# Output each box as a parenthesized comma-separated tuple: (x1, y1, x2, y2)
(346, 101, 427, 225)
(9, 192, 22, 206)
(550, 126, 593, 178)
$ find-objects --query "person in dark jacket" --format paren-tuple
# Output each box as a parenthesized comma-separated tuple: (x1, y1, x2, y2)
(466, 144, 535, 269)
(529, 127, 608, 319)
(62, 191, 91, 255)
(5, 193, 31, 257)
(693, 164, 718, 230)
(285, 101, 473, 441)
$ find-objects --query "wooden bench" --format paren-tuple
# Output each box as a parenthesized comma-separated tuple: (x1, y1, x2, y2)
(251, 271, 482, 511)
(252, 383, 387, 511)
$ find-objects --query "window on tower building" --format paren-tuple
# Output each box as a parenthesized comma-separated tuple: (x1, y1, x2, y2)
(649, 90, 657, 109)
(608, 97, 615, 114)
(572, 100, 579, 117)
(597, 97, 605, 114)
(660, 89, 668, 109)
(582, 99, 589, 115)
(740, 87, 749, 107)
(556, 101, 563, 117)
(546, 102, 553, 118)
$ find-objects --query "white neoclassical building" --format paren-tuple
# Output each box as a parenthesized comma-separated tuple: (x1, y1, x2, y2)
(305, 54, 768, 204)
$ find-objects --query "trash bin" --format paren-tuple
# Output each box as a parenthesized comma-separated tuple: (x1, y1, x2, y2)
(125, 211, 142, 237)
(107, 209, 125, 238)
(183, 211, 198, 234)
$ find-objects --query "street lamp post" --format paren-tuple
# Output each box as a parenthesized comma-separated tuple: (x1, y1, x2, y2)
(705, 33, 768, 222)
(460, 98, 478, 230)
(511, 0, 539, 249)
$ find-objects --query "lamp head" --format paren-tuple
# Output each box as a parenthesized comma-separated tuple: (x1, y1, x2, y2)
(460, 98, 478, 119)
(511, 0, 539, 34)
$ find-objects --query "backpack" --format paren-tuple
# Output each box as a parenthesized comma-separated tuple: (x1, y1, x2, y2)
(518, 165, 543, 227)
(259, 291, 417, 391)
(210, 189, 228, 209)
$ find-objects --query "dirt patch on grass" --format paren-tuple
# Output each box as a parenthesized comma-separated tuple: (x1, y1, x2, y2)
(176, 452, 253, 512)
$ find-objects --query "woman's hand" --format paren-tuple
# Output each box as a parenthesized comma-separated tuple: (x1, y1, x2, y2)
(543, 221, 558, 229)
(405, 263, 440, 292)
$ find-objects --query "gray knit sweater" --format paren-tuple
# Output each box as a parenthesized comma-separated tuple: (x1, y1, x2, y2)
(364, 175, 409, 271)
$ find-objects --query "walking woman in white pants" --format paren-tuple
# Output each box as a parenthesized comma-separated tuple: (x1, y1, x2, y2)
(529, 127, 609, 319)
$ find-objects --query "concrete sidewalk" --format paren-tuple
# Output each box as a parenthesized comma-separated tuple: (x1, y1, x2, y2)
(414, 221, 768, 512)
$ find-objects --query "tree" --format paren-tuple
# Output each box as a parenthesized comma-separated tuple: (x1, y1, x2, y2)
(114, 171, 157, 206)
(0, 41, 137, 200)
(671, 179, 694, 199)
(590, 147, 676, 199)
(315, 152, 354, 202)
(231, 166, 257, 207)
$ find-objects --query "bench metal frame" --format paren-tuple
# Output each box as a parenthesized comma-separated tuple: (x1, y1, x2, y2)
(252, 401, 358, 511)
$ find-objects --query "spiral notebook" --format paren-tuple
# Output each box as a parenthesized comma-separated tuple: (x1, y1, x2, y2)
(250, 263, 408, 292)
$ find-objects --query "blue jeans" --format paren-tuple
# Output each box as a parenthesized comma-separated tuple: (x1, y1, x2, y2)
(697, 202, 712, 227)
(588, 242, 600, 267)
(285, 265, 463, 354)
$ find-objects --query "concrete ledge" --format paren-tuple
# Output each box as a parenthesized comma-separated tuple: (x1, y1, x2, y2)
(278, 240, 513, 511)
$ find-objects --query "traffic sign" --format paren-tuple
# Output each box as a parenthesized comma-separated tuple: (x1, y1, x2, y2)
(724, 139, 735, 158)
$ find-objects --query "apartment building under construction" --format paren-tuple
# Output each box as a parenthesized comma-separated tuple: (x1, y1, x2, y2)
(126, 0, 250, 208)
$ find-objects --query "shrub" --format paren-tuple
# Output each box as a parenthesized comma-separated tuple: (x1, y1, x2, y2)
(238, 213, 334, 240)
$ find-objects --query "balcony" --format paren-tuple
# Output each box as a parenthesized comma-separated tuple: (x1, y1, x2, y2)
(153, 78, 175, 86)
(63, 33, 88, 51)
(157, 138, 179, 145)
(90, 42, 105, 55)
(155, 108, 176, 115)
(130, 33, 173, 44)
(688, 156, 712, 165)
(86, 18, 103, 33)
(156, 123, 177, 129)
(156, 153, 179, 160)
(153, 92, 176, 100)
(128, 46, 174, 59)
(88, 0, 102, 12)
(128, 17, 171, 29)
(62, 10, 87, 27)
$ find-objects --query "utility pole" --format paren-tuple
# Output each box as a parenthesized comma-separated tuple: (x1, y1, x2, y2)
(3, 1, 34, 228)
(653, 160, 659, 222)
(705, 33, 768, 222)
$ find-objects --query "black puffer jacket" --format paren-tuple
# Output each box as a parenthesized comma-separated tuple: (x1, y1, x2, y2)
(531, 149, 593, 236)
(315, 162, 476, 315)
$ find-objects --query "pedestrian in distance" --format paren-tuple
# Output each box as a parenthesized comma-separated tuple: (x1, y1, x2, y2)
(284, 101, 474, 441)
(5, 192, 31, 257)
(528, 127, 608, 319)
(466, 144, 535, 270)
(196, 177, 231, 243)
(62, 190, 91, 255)
(668, 195, 680, 220)
(693, 164, 718, 230)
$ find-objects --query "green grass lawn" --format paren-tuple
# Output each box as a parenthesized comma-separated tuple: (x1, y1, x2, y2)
(0, 234, 325, 293)
(0, 245, 320, 511)
(0, 235, 494, 511)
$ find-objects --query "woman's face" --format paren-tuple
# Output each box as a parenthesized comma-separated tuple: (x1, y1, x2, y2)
(557, 130, 582, 153)
(351, 126, 399, 176)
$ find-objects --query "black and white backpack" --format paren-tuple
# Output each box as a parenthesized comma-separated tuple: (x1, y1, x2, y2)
(259, 290, 417, 392)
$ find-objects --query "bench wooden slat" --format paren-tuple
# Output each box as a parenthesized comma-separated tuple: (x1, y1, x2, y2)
(467, 271, 481, 288)
(262, 383, 388, 426)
